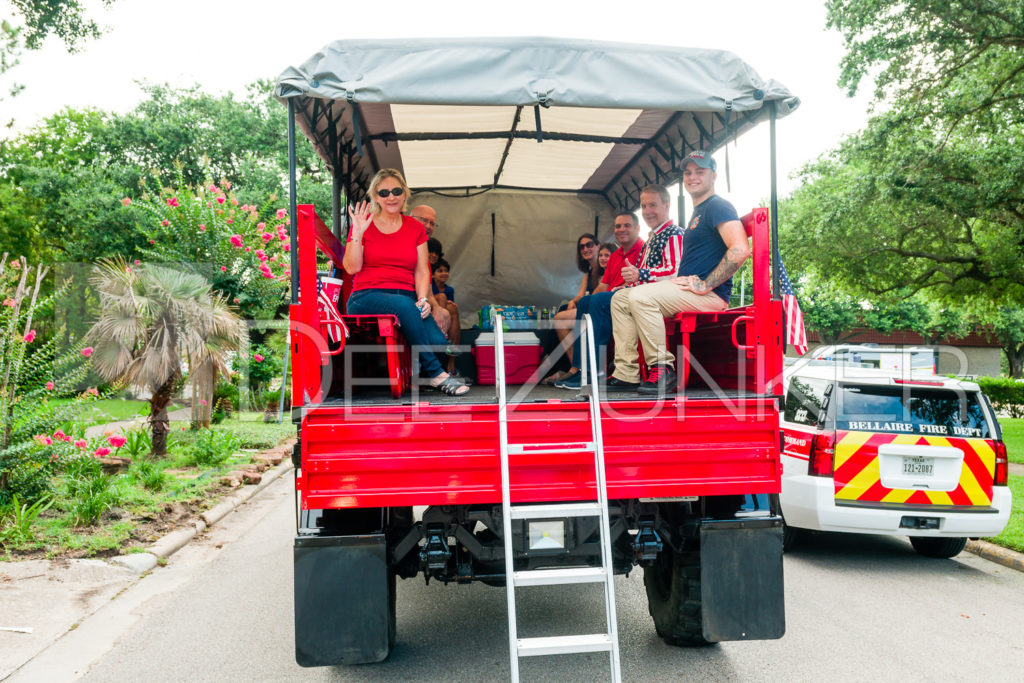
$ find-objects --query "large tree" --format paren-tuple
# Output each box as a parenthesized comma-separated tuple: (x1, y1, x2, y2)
(782, 1, 1024, 302)
(0, 82, 333, 263)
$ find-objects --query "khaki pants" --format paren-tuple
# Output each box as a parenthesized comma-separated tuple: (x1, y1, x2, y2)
(610, 280, 728, 382)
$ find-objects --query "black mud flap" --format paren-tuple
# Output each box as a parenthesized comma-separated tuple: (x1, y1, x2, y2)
(294, 533, 393, 666)
(699, 518, 785, 642)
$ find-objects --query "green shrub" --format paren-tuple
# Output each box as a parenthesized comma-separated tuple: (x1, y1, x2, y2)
(128, 458, 167, 492)
(62, 459, 121, 526)
(185, 429, 241, 467)
(0, 494, 53, 546)
(976, 376, 1024, 419)
(121, 429, 152, 458)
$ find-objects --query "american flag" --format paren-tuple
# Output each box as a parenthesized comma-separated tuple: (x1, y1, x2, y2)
(316, 279, 349, 346)
(777, 259, 807, 355)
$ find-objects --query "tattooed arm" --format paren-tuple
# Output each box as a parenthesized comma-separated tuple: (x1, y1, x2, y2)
(674, 219, 749, 295)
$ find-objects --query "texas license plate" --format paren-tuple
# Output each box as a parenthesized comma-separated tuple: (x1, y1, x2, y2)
(902, 456, 934, 475)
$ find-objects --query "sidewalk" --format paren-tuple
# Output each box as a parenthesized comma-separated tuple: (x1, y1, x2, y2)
(83, 407, 191, 438)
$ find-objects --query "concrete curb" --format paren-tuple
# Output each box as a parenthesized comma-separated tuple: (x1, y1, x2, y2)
(965, 539, 1024, 573)
(137, 454, 293, 564)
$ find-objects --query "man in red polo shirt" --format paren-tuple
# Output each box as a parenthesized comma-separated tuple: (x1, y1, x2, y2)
(554, 211, 644, 389)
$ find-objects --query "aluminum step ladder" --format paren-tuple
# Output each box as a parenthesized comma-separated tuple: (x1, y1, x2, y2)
(494, 313, 621, 683)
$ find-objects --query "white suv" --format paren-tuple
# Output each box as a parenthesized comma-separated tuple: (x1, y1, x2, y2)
(779, 362, 1011, 558)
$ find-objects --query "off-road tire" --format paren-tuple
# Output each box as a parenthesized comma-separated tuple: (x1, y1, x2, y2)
(909, 536, 968, 559)
(643, 548, 711, 646)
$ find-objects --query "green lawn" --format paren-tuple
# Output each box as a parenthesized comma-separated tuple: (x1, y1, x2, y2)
(998, 417, 1024, 465)
(986, 474, 1024, 554)
(51, 398, 150, 426)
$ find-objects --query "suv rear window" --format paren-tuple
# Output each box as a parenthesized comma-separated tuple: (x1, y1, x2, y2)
(835, 385, 990, 438)
(784, 377, 832, 427)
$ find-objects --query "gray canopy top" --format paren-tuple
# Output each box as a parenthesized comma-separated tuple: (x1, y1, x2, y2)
(275, 36, 800, 210)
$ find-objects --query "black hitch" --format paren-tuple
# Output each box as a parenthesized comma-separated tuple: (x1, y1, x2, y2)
(419, 524, 451, 574)
(633, 519, 663, 565)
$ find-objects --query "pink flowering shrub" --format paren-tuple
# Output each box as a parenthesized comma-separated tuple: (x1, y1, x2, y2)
(129, 178, 290, 321)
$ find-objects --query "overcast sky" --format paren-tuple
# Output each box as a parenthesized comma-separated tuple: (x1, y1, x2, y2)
(1, 0, 873, 213)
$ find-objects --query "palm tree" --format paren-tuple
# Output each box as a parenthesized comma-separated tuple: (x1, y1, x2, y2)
(87, 258, 242, 456)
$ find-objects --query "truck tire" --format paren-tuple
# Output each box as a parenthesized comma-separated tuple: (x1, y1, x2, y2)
(909, 536, 968, 559)
(643, 548, 711, 646)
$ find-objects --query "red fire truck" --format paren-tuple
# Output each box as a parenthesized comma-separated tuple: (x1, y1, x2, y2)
(276, 38, 799, 677)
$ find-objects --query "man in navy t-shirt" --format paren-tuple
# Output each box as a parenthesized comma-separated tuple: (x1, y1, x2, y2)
(607, 150, 750, 396)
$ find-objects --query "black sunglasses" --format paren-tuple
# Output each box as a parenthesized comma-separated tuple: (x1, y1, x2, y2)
(578, 241, 596, 250)
(376, 187, 405, 198)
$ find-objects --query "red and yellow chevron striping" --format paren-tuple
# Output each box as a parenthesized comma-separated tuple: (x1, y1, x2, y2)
(832, 431, 995, 507)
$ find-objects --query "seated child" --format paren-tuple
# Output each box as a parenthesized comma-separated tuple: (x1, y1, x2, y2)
(431, 258, 461, 374)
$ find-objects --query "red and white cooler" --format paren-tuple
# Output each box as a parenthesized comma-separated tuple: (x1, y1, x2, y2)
(473, 332, 542, 385)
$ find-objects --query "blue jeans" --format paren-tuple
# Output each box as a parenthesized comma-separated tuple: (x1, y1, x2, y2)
(571, 291, 615, 371)
(346, 288, 448, 378)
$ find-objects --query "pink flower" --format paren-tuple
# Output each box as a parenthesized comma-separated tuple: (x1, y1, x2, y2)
(230, 198, 239, 206)
(133, 259, 140, 265)
(284, 269, 290, 275)
(53, 429, 66, 441)
(181, 426, 186, 431)
(261, 232, 272, 243)
(240, 204, 249, 212)
(220, 266, 227, 272)
(269, 255, 277, 262)
(282, 244, 290, 252)
(278, 233, 288, 241)
(2, 298, 15, 306)
(199, 224, 206, 232)
(94, 447, 111, 457)
(200, 399, 208, 406)
(245, 247, 252, 253)
(257, 222, 266, 230)
(167, 197, 179, 208)
(262, 271, 276, 279)
(275, 224, 285, 232)
(86, 387, 99, 397)
(276, 208, 287, 219)
(46, 381, 55, 390)
(10, 260, 21, 269)
(74, 439, 88, 450)
(107, 435, 127, 448)
(254, 353, 264, 362)
(226, 219, 233, 224)
(81, 347, 94, 357)
(255, 249, 267, 261)
(208, 184, 218, 192)
(229, 234, 244, 248)
(33, 434, 50, 445)
(233, 298, 240, 304)
(149, 239, 155, 245)
(216, 196, 226, 204)
(161, 220, 170, 226)
(122, 197, 131, 206)
(223, 181, 232, 190)
(24, 330, 36, 343)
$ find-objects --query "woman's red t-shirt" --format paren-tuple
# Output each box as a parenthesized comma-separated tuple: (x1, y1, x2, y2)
(348, 215, 427, 292)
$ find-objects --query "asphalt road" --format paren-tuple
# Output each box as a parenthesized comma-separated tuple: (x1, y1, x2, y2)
(17, 472, 1024, 682)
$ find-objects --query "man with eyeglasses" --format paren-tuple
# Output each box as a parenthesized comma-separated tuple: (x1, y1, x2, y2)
(554, 211, 644, 390)
(410, 204, 461, 371)
(409, 205, 438, 238)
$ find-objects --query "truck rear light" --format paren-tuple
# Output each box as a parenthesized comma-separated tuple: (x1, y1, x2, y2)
(808, 432, 835, 477)
(994, 441, 1008, 486)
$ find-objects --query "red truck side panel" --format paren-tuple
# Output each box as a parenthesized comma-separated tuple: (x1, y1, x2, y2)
(299, 398, 780, 509)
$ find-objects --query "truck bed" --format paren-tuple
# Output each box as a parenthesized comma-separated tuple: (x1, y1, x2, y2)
(298, 392, 781, 509)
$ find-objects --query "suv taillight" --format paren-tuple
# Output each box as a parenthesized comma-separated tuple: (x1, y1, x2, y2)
(809, 432, 835, 477)
(994, 441, 1008, 486)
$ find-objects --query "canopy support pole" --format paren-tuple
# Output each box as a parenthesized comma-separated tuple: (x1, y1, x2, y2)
(769, 100, 780, 301)
(288, 98, 298, 305)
